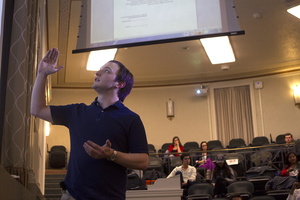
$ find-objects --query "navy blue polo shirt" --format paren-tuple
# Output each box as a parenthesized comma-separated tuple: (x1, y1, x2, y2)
(50, 99, 148, 200)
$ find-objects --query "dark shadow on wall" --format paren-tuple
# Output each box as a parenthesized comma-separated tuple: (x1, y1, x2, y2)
(0, 0, 15, 163)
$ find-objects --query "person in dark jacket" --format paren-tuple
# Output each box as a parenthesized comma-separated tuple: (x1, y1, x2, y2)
(212, 154, 236, 198)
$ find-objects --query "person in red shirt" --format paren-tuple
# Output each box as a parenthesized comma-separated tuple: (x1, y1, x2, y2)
(281, 152, 299, 177)
(168, 136, 184, 157)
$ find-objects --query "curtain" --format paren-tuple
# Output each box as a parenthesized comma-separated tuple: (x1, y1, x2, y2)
(214, 85, 254, 146)
(1, 0, 40, 189)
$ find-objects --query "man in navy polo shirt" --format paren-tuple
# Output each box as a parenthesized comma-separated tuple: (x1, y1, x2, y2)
(31, 48, 149, 200)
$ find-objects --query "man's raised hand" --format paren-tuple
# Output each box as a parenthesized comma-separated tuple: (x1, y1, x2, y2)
(38, 48, 64, 76)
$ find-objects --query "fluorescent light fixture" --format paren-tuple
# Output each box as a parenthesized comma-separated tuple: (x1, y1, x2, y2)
(86, 48, 118, 71)
(287, 4, 300, 19)
(200, 36, 235, 64)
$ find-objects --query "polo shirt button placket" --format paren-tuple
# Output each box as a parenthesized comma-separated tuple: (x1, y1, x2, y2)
(96, 110, 104, 121)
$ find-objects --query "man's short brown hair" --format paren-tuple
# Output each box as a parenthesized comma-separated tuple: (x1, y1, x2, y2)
(285, 133, 293, 138)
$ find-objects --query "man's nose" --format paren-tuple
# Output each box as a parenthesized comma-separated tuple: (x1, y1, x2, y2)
(95, 71, 101, 76)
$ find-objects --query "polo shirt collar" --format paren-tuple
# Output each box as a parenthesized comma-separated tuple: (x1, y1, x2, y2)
(93, 97, 124, 109)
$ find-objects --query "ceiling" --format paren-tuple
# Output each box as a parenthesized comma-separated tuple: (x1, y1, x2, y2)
(46, 0, 300, 88)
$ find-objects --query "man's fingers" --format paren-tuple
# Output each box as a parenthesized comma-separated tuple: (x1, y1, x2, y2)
(87, 140, 105, 152)
(83, 142, 92, 155)
(44, 50, 51, 59)
(48, 48, 56, 59)
(55, 65, 64, 72)
(106, 139, 111, 148)
(87, 140, 97, 148)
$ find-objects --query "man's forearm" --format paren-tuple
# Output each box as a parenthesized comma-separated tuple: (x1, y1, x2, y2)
(112, 152, 148, 170)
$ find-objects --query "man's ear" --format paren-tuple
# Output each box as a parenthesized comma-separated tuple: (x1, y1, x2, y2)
(116, 81, 126, 89)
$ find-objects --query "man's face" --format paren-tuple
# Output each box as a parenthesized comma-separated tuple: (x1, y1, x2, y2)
(285, 135, 293, 143)
(182, 156, 191, 165)
(92, 62, 120, 91)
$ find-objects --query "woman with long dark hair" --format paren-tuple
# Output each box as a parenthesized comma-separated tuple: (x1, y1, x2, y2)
(195, 141, 215, 171)
(168, 136, 184, 157)
(212, 154, 236, 198)
(282, 152, 299, 177)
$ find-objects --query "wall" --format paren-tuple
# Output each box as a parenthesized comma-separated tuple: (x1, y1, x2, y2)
(252, 73, 300, 139)
(46, 71, 300, 162)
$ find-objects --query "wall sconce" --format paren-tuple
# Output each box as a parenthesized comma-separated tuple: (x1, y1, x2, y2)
(45, 121, 50, 136)
(166, 99, 174, 121)
(294, 85, 300, 105)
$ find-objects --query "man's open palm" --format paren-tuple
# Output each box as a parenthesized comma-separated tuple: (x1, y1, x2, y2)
(38, 48, 64, 75)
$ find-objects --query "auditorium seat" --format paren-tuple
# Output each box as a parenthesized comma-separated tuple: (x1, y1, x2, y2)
(158, 142, 173, 158)
(188, 148, 201, 166)
(148, 144, 156, 153)
(169, 156, 182, 172)
(250, 195, 275, 200)
(146, 156, 164, 173)
(275, 134, 285, 144)
(229, 138, 246, 149)
(227, 181, 254, 200)
(196, 167, 207, 182)
(225, 153, 245, 178)
(183, 141, 199, 152)
(252, 136, 269, 147)
(251, 151, 273, 167)
(207, 140, 223, 150)
(267, 189, 290, 200)
(48, 145, 67, 169)
(187, 183, 214, 200)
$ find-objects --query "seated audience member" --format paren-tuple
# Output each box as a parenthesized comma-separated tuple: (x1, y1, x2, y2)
(167, 153, 196, 197)
(167, 136, 184, 157)
(212, 154, 236, 198)
(228, 193, 242, 200)
(286, 133, 295, 147)
(194, 141, 215, 172)
(281, 152, 299, 177)
(266, 152, 299, 191)
(284, 133, 300, 159)
(287, 175, 300, 200)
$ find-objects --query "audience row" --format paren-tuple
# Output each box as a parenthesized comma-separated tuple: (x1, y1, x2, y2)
(143, 134, 300, 199)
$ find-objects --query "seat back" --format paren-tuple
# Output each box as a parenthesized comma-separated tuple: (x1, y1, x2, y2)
(187, 183, 214, 197)
(196, 167, 207, 180)
(252, 136, 269, 146)
(227, 181, 254, 196)
(210, 147, 228, 161)
(229, 138, 246, 148)
(146, 156, 164, 172)
(188, 148, 201, 165)
(195, 172, 204, 183)
(250, 196, 275, 200)
(207, 140, 223, 150)
(275, 134, 286, 144)
(251, 151, 272, 167)
(225, 153, 245, 177)
(183, 142, 199, 152)
(148, 144, 156, 153)
(48, 145, 67, 169)
(50, 145, 67, 152)
(161, 143, 173, 153)
(225, 153, 245, 161)
(169, 157, 182, 172)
